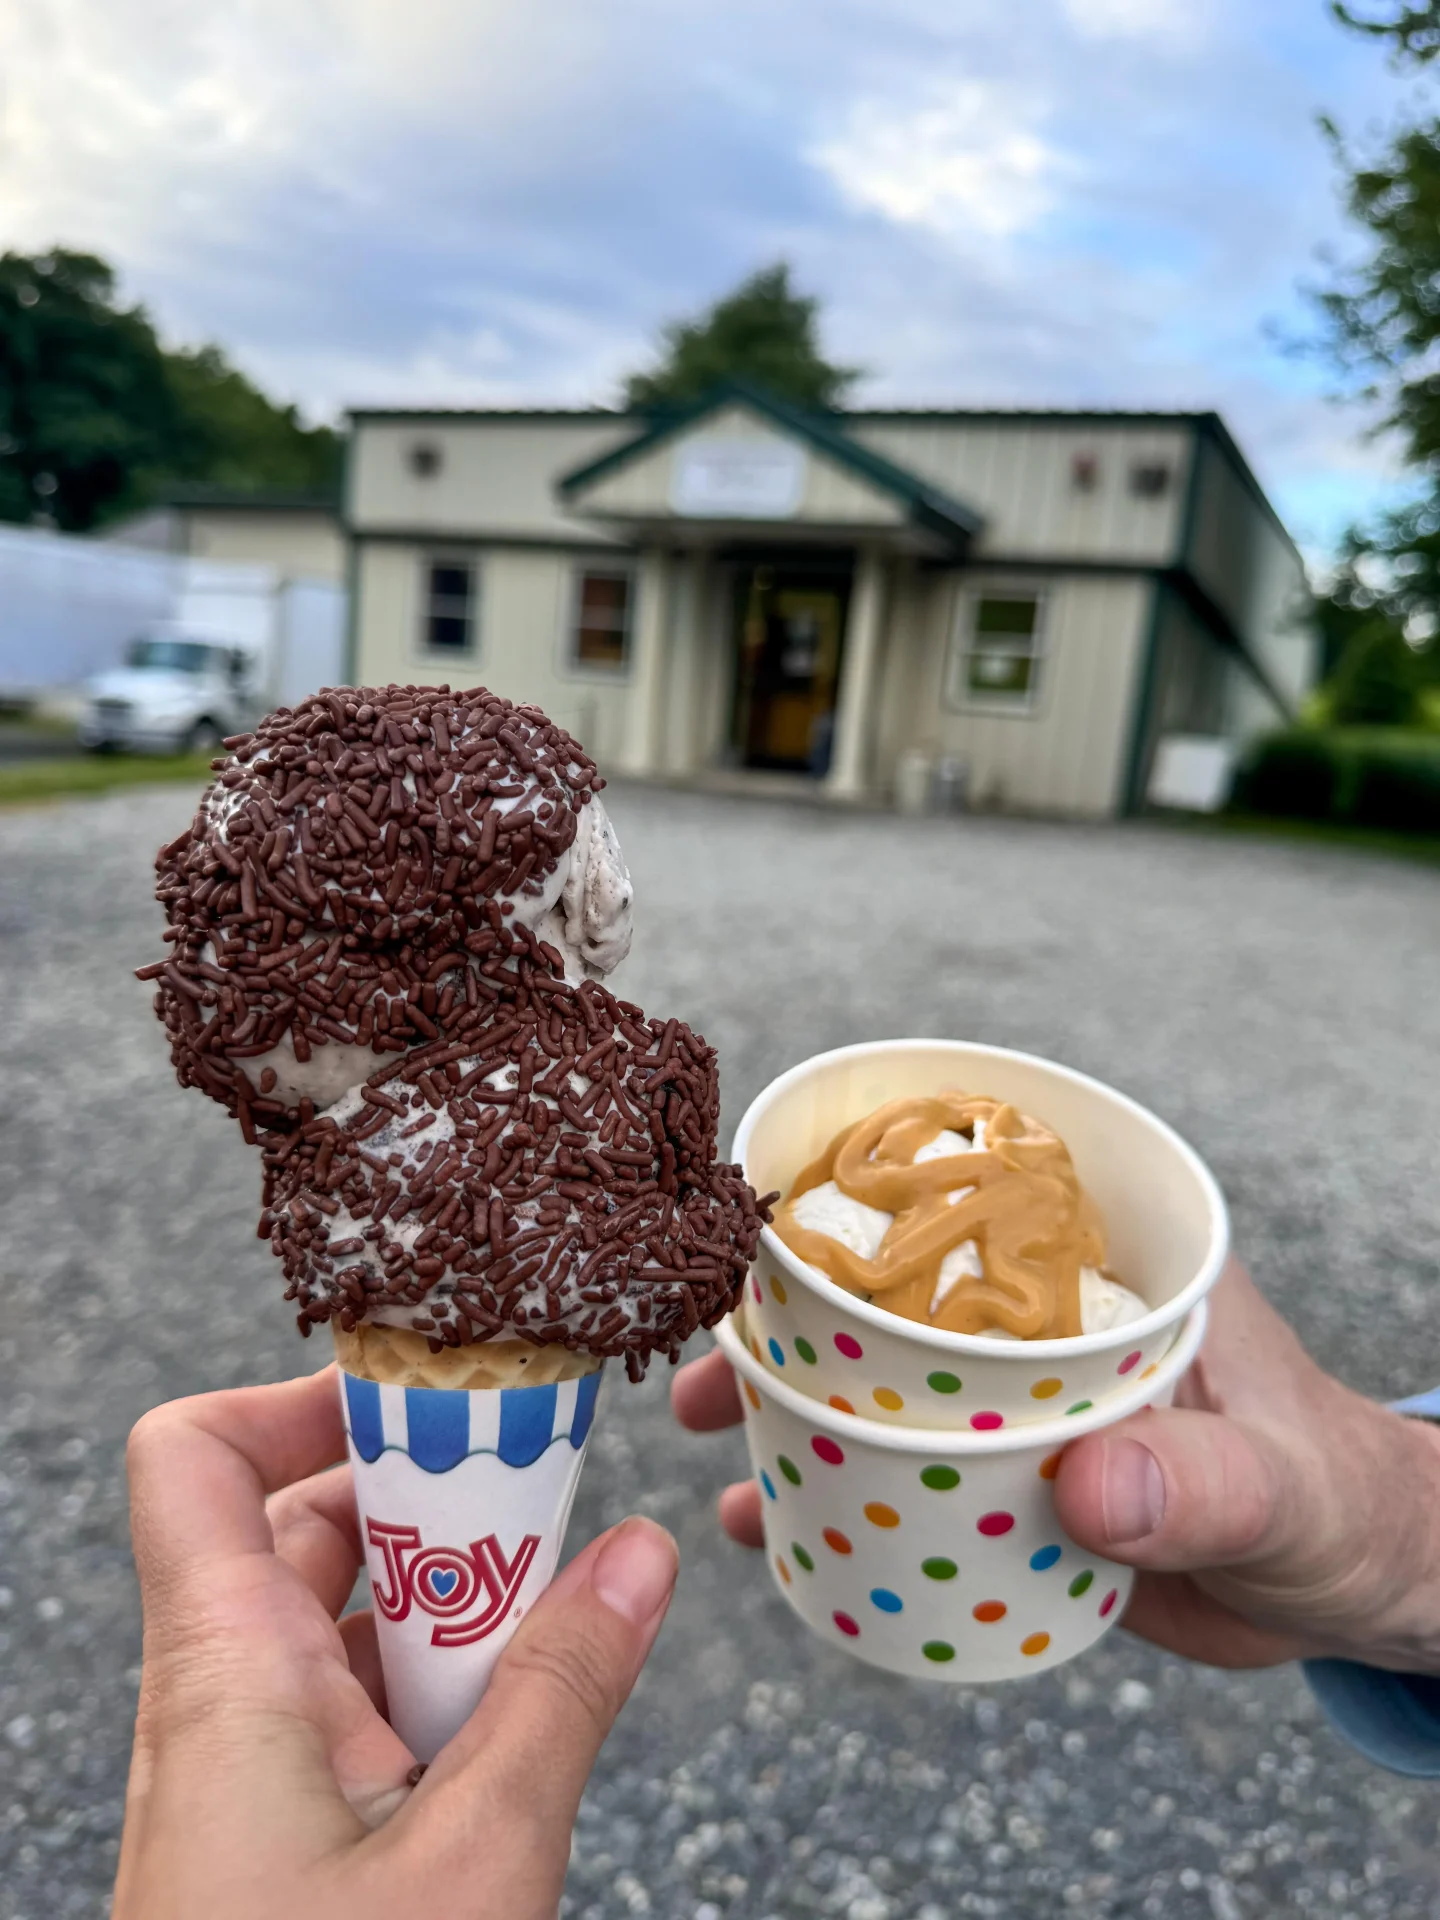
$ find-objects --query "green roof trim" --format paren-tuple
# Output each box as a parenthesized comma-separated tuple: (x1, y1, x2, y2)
(554, 379, 984, 547)
(154, 485, 339, 513)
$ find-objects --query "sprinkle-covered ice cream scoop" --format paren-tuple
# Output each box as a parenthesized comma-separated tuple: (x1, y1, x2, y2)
(139, 683, 770, 1377)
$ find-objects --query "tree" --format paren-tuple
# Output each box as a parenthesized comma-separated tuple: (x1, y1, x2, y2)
(0, 249, 339, 533)
(1326, 617, 1429, 723)
(1330, 2, 1440, 61)
(623, 263, 860, 412)
(1314, 3, 1440, 657)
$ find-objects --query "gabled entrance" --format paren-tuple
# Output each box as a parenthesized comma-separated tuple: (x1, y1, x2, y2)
(729, 558, 852, 774)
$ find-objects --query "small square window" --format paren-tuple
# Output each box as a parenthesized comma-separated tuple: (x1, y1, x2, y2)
(409, 442, 443, 479)
(422, 559, 475, 653)
(1130, 461, 1171, 498)
(1071, 452, 1099, 492)
(572, 568, 632, 670)
(953, 593, 1043, 708)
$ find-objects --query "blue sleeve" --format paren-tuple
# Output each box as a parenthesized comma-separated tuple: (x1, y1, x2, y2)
(1302, 1385, 1440, 1777)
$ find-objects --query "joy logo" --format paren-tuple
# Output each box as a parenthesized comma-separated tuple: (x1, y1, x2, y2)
(366, 1520, 540, 1647)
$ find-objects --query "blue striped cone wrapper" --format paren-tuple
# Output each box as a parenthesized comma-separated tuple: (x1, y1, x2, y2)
(339, 1360, 604, 1761)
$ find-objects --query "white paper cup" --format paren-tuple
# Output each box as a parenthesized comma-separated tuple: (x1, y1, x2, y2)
(339, 1364, 603, 1761)
(715, 1299, 1206, 1682)
(734, 1040, 1227, 1430)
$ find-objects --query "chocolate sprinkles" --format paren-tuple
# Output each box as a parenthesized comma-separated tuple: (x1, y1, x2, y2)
(142, 682, 770, 1373)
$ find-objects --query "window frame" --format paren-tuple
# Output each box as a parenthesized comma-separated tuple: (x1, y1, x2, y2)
(564, 560, 636, 679)
(944, 584, 1049, 716)
(418, 552, 479, 659)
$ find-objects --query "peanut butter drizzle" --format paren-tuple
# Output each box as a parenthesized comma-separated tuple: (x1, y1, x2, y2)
(772, 1093, 1106, 1339)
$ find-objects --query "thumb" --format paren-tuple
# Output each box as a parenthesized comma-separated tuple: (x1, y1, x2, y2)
(1054, 1406, 1296, 1572)
(393, 1517, 676, 1908)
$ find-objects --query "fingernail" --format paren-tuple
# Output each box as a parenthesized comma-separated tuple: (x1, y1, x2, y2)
(1100, 1438, 1166, 1543)
(592, 1518, 678, 1626)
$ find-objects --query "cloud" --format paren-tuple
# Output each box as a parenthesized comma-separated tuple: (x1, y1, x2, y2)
(0, 0, 1411, 551)
(809, 82, 1069, 240)
(1058, 0, 1196, 42)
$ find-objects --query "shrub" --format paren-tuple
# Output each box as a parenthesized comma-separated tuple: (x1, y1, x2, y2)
(1231, 732, 1341, 819)
(1230, 727, 1440, 833)
(1351, 744, 1440, 832)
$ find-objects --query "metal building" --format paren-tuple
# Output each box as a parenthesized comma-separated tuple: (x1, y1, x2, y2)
(344, 381, 1314, 816)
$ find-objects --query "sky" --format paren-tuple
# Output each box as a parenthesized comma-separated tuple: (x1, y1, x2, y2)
(0, 0, 1422, 559)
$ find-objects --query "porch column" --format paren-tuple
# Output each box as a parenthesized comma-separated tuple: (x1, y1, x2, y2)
(618, 547, 668, 776)
(826, 545, 888, 799)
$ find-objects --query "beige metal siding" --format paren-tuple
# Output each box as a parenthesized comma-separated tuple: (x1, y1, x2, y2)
(1186, 432, 1315, 716)
(852, 420, 1191, 563)
(572, 402, 908, 529)
(873, 571, 1152, 817)
(351, 540, 633, 764)
(185, 509, 345, 582)
(348, 419, 632, 541)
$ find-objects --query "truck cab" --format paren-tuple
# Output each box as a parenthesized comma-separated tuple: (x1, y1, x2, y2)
(79, 634, 257, 755)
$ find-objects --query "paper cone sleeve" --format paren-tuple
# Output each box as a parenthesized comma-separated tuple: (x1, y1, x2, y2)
(334, 1323, 603, 1762)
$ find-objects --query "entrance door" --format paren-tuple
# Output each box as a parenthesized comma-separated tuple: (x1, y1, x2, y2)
(730, 561, 851, 774)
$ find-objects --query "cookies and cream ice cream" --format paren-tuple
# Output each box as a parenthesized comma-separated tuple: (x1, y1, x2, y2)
(773, 1093, 1145, 1341)
(139, 683, 770, 1378)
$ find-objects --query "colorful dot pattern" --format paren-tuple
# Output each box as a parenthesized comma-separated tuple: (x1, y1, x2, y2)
(762, 1439, 1122, 1669)
(741, 1285, 1146, 1670)
(749, 1307, 1165, 1429)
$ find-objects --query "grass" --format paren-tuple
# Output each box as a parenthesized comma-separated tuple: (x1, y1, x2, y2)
(1157, 807, 1440, 870)
(0, 751, 216, 808)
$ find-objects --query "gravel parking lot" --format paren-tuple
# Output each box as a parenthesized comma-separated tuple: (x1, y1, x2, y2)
(2, 780, 1439, 1919)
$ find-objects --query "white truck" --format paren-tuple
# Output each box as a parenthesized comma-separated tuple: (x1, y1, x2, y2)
(79, 631, 259, 754)
(0, 527, 346, 744)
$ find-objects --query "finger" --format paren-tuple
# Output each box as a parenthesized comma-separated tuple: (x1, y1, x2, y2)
(128, 1367, 346, 1585)
(718, 1479, 764, 1549)
(395, 1518, 677, 1899)
(268, 1464, 363, 1619)
(671, 1347, 744, 1431)
(1054, 1406, 1294, 1573)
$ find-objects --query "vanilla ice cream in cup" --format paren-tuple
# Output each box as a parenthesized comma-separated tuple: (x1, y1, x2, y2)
(734, 1040, 1227, 1431)
(715, 1296, 1207, 1681)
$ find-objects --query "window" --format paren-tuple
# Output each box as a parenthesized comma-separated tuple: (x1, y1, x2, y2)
(422, 559, 476, 653)
(953, 593, 1044, 707)
(1130, 461, 1171, 498)
(1071, 451, 1099, 492)
(571, 568, 632, 670)
(409, 442, 442, 478)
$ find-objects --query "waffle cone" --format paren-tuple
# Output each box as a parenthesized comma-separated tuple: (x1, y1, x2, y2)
(333, 1321, 601, 1389)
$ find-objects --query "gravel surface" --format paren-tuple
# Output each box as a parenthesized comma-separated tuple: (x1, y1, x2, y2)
(2, 781, 1439, 1919)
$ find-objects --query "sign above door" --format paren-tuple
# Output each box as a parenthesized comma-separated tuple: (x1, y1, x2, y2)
(669, 438, 805, 519)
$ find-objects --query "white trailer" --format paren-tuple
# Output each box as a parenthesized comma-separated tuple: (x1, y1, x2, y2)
(0, 524, 347, 744)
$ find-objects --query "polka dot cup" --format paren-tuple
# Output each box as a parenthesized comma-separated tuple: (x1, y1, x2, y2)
(734, 1039, 1228, 1432)
(716, 1298, 1207, 1683)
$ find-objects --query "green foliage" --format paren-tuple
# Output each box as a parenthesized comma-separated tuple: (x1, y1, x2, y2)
(163, 346, 339, 497)
(623, 263, 860, 412)
(1325, 618, 1429, 724)
(1312, 584, 1397, 678)
(1232, 726, 1440, 832)
(1331, 2, 1440, 62)
(1313, 4, 1440, 632)
(0, 248, 339, 532)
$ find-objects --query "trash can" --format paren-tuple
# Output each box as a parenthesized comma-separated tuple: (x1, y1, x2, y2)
(894, 748, 934, 816)
(934, 754, 969, 813)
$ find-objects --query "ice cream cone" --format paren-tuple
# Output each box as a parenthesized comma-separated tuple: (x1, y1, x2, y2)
(334, 1322, 601, 1389)
(335, 1324, 604, 1761)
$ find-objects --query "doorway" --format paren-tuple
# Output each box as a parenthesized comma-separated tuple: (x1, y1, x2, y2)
(729, 559, 852, 774)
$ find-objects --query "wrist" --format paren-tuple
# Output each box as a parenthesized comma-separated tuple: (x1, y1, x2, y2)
(1325, 1404, 1440, 1673)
